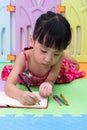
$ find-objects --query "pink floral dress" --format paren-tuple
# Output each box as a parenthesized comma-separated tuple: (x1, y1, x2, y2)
(1, 48, 85, 86)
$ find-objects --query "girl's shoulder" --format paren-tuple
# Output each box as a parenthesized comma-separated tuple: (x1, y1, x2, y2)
(24, 46, 33, 56)
(19, 47, 33, 61)
(22, 47, 33, 71)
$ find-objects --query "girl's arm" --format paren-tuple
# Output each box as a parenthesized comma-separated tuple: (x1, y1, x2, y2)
(63, 52, 79, 70)
(4, 52, 40, 105)
(39, 52, 79, 97)
(39, 53, 64, 97)
(5, 52, 25, 99)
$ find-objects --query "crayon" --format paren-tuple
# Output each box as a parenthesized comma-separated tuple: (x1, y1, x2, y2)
(55, 95, 65, 105)
(60, 94, 69, 105)
(53, 95, 62, 106)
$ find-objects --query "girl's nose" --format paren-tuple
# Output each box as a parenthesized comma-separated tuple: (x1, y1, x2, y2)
(45, 55, 52, 63)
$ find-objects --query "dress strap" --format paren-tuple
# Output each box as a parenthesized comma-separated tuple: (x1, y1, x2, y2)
(23, 47, 33, 71)
(24, 50, 28, 61)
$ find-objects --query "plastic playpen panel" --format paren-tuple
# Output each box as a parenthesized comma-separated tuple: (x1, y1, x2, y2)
(0, 0, 87, 62)
(0, 0, 11, 62)
(62, 0, 87, 62)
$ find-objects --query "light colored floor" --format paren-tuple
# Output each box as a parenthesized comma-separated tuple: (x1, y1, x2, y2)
(0, 62, 87, 130)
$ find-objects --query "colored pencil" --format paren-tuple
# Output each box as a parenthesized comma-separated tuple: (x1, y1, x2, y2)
(60, 94, 69, 105)
(18, 74, 32, 92)
(53, 95, 62, 106)
(55, 95, 65, 105)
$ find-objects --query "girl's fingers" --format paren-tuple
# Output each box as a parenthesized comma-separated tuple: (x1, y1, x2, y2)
(22, 92, 40, 105)
(39, 85, 52, 97)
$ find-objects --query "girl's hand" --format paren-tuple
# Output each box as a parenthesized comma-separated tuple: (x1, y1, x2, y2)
(20, 91, 40, 105)
(39, 82, 53, 97)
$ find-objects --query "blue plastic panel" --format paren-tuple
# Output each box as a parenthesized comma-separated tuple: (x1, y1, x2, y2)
(0, 0, 11, 62)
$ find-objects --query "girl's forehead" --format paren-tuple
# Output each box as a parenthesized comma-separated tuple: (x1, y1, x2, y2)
(40, 44, 62, 53)
(35, 40, 59, 52)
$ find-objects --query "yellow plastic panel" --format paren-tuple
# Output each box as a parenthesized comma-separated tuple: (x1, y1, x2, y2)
(62, 0, 87, 62)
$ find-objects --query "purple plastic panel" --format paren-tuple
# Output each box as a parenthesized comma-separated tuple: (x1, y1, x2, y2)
(11, 0, 61, 55)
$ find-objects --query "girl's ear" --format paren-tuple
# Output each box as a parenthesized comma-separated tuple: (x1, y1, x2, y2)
(29, 35, 34, 47)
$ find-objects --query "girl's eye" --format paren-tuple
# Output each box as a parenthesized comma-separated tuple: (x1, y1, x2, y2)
(41, 50, 47, 53)
(54, 54, 60, 56)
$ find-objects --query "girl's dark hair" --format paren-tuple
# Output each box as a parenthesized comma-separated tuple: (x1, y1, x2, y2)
(33, 11, 71, 51)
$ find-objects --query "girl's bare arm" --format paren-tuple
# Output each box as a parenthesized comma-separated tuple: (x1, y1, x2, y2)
(63, 52, 79, 70)
(4, 52, 39, 105)
(4, 52, 25, 100)
(39, 53, 64, 97)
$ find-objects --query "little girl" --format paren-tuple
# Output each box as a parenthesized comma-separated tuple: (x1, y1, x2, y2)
(4, 11, 84, 105)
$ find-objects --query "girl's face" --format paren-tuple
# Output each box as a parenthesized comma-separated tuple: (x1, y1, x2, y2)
(32, 40, 63, 68)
